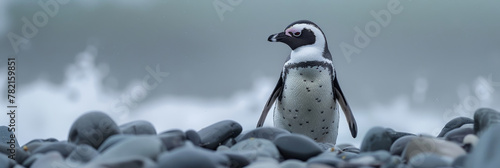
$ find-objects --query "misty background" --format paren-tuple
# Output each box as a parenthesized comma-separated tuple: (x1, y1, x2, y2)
(0, 0, 499, 145)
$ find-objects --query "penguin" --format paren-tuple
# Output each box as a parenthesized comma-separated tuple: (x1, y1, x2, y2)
(256, 20, 357, 143)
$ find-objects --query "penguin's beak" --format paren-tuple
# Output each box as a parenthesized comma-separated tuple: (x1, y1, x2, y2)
(268, 32, 288, 42)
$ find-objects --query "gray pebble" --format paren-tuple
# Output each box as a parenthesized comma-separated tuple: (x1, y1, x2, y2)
(230, 138, 280, 161)
(390, 135, 416, 156)
(244, 157, 280, 168)
(336, 151, 359, 161)
(157, 146, 230, 168)
(119, 120, 157, 135)
(349, 150, 391, 166)
(30, 151, 69, 168)
(0, 143, 30, 164)
(158, 131, 185, 151)
(235, 127, 290, 142)
(317, 143, 336, 151)
(306, 163, 336, 168)
(23, 141, 45, 153)
(93, 136, 163, 163)
(408, 153, 452, 168)
(68, 111, 120, 149)
(22, 153, 43, 167)
(0, 152, 17, 168)
(217, 151, 251, 168)
(280, 159, 306, 168)
(452, 154, 467, 168)
(185, 129, 202, 146)
(437, 117, 474, 137)
(66, 144, 98, 164)
(274, 134, 323, 161)
(97, 134, 134, 153)
(307, 152, 345, 167)
(32, 142, 76, 158)
(473, 108, 500, 136)
(198, 120, 242, 150)
(402, 137, 465, 160)
(360, 127, 394, 152)
(443, 127, 474, 144)
(336, 144, 360, 153)
(466, 124, 500, 168)
(222, 138, 237, 147)
(84, 156, 157, 168)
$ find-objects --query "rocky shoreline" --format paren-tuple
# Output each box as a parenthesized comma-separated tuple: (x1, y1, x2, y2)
(1, 108, 499, 168)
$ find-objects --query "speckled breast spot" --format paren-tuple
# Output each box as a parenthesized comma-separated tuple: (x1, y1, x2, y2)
(274, 66, 340, 143)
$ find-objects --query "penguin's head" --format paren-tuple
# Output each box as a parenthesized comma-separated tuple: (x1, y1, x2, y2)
(268, 20, 327, 51)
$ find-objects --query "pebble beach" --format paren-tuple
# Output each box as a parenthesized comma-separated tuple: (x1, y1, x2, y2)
(1, 107, 499, 168)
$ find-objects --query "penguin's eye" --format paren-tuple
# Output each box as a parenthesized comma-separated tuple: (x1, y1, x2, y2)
(292, 31, 301, 37)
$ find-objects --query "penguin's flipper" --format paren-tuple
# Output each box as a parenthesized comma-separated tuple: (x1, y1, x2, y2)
(257, 74, 284, 128)
(333, 76, 358, 138)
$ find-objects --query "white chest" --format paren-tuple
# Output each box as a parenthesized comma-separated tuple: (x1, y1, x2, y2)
(274, 65, 340, 143)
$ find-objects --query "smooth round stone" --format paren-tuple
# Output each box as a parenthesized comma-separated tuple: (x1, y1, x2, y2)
(437, 117, 474, 137)
(30, 151, 69, 168)
(0, 153, 16, 168)
(66, 144, 98, 164)
(32, 142, 76, 158)
(216, 145, 230, 152)
(474, 108, 500, 136)
(306, 163, 336, 168)
(317, 143, 336, 151)
(244, 157, 279, 168)
(235, 127, 290, 142)
(84, 156, 157, 168)
(466, 124, 500, 168)
(97, 134, 134, 153)
(336, 144, 360, 153)
(390, 135, 416, 156)
(386, 156, 404, 168)
(23, 138, 59, 153)
(0, 126, 19, 148)
(230, 138, 280, 161)
(23, 142, 44, 153)
(198, 120, 242, 150)
(217, 151, 250, 168)
(158, 132, 185, 151)
(157, 146, 230, 168)
(185, 129, 202, 146)
(280, 159, 306, 168)
(336, 151, 359, 161)
(443, 127, 474, 144)
(349, 150, 391, 166)
(119, 120, 157, 135)
(274, 134, 323, 161)
(408, 153, 452, 168)
(68, 111, 120, 149)
(95, 136, 163, 162)
(360, 127, 393, 152)
(307, 152, 345, 167)
(402, 137, 466, 160)
(222, 138, 237, 147)
(0, 143, 30, 164)
(452, 154, 467, 168)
